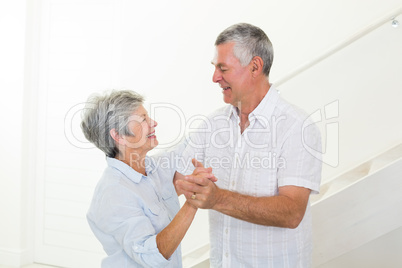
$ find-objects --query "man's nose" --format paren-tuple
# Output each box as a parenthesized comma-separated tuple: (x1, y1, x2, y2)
(212, 68, 221, 83)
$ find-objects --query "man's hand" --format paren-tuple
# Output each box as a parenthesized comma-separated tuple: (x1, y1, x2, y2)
(173, 159, 216, 196)
(190, 158, 217, 182)
(176, 159, 220, 209)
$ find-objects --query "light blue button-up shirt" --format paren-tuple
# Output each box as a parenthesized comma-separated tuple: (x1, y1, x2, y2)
(87, 154, 182, 267)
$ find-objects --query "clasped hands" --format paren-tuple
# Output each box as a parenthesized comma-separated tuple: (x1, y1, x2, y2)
(176, 159, 219, 209)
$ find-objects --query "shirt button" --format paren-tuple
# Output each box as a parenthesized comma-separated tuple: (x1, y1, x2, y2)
(225, 228, 228, 234)
(225, 252, 228, 258)
(231, 181, 235, 187)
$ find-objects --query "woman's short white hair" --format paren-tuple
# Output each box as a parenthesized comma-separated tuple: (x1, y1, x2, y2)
(80, 90, 144, 157)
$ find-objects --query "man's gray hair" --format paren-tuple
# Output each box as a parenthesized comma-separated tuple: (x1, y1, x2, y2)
(215, 23, 274, 77)
(80, 90, 144, 158)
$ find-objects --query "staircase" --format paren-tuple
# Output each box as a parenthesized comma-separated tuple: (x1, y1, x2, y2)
(312, 144, 402, 267)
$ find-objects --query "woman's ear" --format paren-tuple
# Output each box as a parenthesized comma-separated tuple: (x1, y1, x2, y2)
(110, 128, 125, 145)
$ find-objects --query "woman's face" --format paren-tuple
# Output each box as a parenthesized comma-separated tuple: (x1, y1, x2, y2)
(123, 105, 158, 153)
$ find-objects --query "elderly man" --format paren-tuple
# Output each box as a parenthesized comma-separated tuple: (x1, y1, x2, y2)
(176, 23, 322, 267)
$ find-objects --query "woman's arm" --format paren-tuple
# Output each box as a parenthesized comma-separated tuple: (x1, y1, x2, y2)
(156, 201, 197, 259)
(158, 159, 214, 259)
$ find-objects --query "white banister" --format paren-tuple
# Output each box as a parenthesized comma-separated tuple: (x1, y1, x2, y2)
(275, 6, 402, 86)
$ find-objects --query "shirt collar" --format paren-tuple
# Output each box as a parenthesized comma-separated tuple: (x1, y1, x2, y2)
(228, 105, 240, 121)
(250, 84, 279, 122)
(106, 156, 156, 183)
(145, 156, 157, 175)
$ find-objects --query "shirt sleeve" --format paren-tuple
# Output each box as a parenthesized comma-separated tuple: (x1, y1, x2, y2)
(277, 117, 322, 194)
(95, 184, 172, 268)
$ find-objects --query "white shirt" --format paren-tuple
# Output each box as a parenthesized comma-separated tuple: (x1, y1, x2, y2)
(178, 86, 322, 267)
(87, 155, 182, 268)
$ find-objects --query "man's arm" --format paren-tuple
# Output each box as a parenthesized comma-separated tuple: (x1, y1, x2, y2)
(176, 170, 311, 229)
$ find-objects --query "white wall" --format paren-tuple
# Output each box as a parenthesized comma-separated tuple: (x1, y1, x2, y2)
(1, 0, 401, 267)
(0, 0, 32, 266)
(279, 11, 402, 182)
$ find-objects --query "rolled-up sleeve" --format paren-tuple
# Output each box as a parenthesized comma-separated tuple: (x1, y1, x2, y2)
(132, 235, 171, 267)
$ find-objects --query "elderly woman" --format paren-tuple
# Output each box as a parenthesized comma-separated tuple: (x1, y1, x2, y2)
(81, 90, 213, 267)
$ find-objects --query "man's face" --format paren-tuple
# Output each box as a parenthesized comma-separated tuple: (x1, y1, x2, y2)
(211, 42, 252, 107)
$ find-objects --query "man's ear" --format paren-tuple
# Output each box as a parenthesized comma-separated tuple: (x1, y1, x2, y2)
(250, 56, 264, 77)
(110, 128, 125, 145)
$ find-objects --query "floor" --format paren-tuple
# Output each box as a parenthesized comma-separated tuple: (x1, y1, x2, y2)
(0, 262, 209, 268)
(0, 265, 57, 268)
